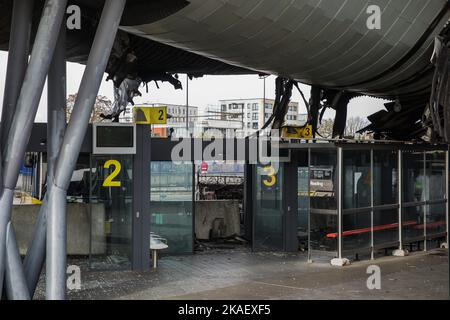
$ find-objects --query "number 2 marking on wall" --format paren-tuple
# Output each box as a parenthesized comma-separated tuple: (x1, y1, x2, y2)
(103, 160, 122, 187)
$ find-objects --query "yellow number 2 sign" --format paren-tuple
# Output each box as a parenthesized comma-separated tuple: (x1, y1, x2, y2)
(103, 160, 122, 188)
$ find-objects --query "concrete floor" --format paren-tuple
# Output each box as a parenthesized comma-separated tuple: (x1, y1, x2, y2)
(35, 248, 449, 300)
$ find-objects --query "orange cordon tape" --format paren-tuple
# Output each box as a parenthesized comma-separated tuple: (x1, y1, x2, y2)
(326, 220, 447, 238)
(326, 220, 417, 238)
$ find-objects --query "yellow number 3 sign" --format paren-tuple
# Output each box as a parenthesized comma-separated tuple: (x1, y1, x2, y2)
(262, 165, 277, 187)
(103, 160, 122, 187)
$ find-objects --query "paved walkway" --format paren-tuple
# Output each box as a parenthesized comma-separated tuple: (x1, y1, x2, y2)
(35, 248, 449, 300)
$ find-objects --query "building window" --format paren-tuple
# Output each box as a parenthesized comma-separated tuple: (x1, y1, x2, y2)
(252, 113, 258, 120)
(221, 104, 226, 111)
(252, 103, 258, 111)
(252, 123, 258, 129)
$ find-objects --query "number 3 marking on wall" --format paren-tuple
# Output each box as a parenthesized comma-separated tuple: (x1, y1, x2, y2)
(263, 165, 277, 187)
(103, 160, 122, 187)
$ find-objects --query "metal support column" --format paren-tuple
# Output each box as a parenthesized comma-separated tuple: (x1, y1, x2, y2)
(5, 222, 30, 300)
(307, 147, 312, 263)
(446, 149, 449, 246)
(398, 150, 403, 251)
(1, 0, 33, 301)
(337, 147, 343, 260)
(423, 152, 427, 251)
(46, 0, 127, 300)
(370, 149, 374, 260)
(0, 0, 34, 149)
(0, 0, 68, 297)
(44, 18, 67, 300)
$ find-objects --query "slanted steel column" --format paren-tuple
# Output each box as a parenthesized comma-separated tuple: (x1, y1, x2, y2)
(0, 0, 34, 150)
(0, 0, 67, 297)
(23, 200, 47, 296)
(5, 222, 30, 300)
(46, 0, 127, 300)
(43, 19, 67, 300)
(0, 0, 33, 300)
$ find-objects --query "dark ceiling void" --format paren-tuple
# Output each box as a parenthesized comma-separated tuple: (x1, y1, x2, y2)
(0, 0, 255, 81)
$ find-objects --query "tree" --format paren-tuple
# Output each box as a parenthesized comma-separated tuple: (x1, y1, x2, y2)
(317, 116, 370, 139)
(66, 94, 113, 123)
(317, 119, 334, 139)
(345, 116, 369, 137)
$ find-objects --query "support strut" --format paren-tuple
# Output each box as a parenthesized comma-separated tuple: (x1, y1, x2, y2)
(46, 0, 127, 300)
(0, 0, 68, 298)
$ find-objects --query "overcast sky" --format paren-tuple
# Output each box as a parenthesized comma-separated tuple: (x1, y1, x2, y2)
(0, 50, 387, 123)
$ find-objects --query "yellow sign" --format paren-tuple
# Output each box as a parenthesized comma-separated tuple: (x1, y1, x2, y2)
(281, 124, 313, 139)
(133, 106, 167, 124)
(262, 165, 277, 187)
(103, 160, 122, 188)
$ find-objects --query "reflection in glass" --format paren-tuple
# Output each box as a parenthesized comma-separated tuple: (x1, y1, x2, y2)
(254, 164, 283, 251)
(402, 152, 425, 203)
(342, 211, 371, 251)
(343, 150, 371, 209)
(426, 151, 446, 201)
(427, 203, 446, 235)
(90, 155, 133, 270)
(309, 150, 337, 252)
(373, 150, 398, 206)
(373, 209, 398, 246)
(150, 161, 193, 254)
(402, 205, 424, 241)
(298, 167, 309, 241)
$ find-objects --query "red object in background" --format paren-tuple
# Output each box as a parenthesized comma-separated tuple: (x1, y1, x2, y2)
(201, 162, 208, 174)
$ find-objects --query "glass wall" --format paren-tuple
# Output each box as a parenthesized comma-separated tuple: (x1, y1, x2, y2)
(253, 163, 283, 251)
(150, 161, 193, 254)
(425, 151, 446, 237)
(342, 150, 371, 252)
(402, 151, 425, 242)
(309, 149, 338, 253)
(89, 155, 133, 270)
(298, 167, 309, 245)
(373, 150, 399, 247)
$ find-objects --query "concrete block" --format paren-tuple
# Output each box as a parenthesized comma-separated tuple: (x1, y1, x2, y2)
(12, 203, 106, 255)
(195, 200, 240, 240)
(330, 258, 350, 267)
(392, 249, 409, 257)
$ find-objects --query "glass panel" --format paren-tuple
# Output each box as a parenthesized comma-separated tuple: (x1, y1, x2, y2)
(373, 209, 398, 246)
(309, 150, 337, 252)
(402, 205, 424, 242)
(150, 161, 193, 254)
(342, 211, 371, 252)
(426, 151, 446, 201)
(426, 203, 446, 235)
(343, 150, 371, 209)
(373, 150, 398, 206)
(298, 167, 309, 246)
(89, 155, 133, 270)
(67, 154, 91, 203)
(254, 163, 283, 251)
(402, 151, 425, 203)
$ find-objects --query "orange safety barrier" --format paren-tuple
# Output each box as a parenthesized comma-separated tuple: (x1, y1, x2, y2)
(326, 219, 447, 238)
(326, 220, 417, 238)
